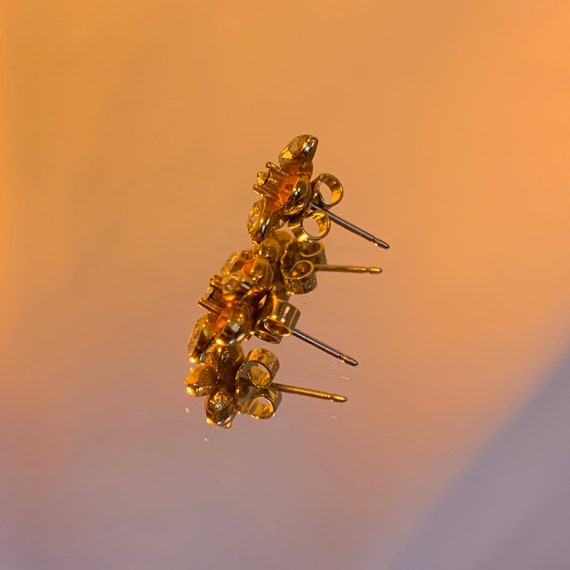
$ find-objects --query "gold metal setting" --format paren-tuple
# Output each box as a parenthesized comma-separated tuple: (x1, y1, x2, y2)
(186, 135, 389, 428)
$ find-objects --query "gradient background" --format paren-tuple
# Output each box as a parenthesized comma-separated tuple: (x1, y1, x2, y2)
(2, 1, 570, 569)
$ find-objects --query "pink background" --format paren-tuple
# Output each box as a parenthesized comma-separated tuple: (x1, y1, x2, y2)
(2, 1, 570, 568)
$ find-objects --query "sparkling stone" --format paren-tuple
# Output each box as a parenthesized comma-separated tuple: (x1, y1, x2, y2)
(278, 134, 318, 168)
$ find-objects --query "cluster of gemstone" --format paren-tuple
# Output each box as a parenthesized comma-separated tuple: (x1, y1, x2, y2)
(186, 135, 388, 428)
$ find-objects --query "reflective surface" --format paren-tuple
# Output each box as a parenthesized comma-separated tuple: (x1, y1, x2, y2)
(2, 1, 570, 569)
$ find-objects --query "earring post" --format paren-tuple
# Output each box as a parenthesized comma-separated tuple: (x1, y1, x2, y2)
(273, 382, 347, 402)
(310, 203, 390, 249)
(291, 328, 358, 366)
(314, 264, 382, 274)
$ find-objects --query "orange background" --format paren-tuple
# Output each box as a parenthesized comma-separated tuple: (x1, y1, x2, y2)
(2, 1, 570, 568)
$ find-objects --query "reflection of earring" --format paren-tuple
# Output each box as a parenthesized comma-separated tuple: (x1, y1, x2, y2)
(281, 238, 381, 295)
(235, 348, 348, 419)
(255, 292, 358, 366)
(186, 346, 347, 428)
(185, 134, 389, 428)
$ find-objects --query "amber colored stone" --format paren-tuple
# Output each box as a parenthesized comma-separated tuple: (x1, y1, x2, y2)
(185, 363, 217, 397)
(214, 303, 254, 346)
(188, 314, 216, 363)
(278, 134, 318, 171)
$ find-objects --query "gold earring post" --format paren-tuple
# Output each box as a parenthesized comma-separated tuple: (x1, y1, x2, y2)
(314, 264, 382, 274)
(272, 382, 347, 403)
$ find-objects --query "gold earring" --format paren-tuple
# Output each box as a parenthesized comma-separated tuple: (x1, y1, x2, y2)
(185, 134, 389, 428)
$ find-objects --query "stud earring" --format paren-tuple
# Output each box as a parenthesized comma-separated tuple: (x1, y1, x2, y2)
(185, 134, 389, 427)
(281, 237, 382, 295)
(187, 346, 347, 428)
(252, 135, 390, 248)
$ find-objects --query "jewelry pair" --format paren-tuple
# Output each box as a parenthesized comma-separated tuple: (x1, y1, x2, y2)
(186, 135, 389, 428)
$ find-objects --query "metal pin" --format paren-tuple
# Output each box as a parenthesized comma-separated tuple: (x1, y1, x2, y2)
(310, 203, 390, 249)
(290, 328, 358, 366)
(314, 264, 382, 274)
(273, 382, 347, 403)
